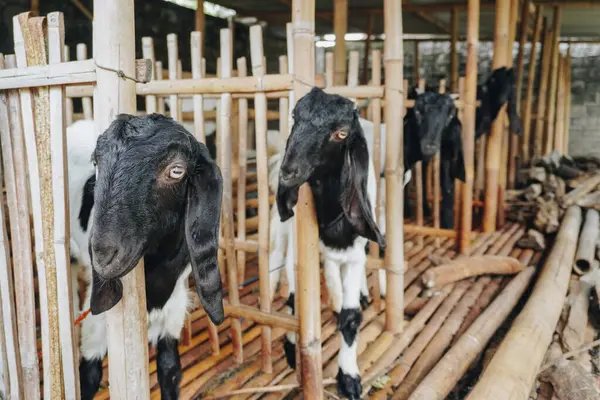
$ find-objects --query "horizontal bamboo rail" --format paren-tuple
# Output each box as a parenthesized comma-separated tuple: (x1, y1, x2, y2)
(0, 59, 95, 89)
(224, 304, 298, 332)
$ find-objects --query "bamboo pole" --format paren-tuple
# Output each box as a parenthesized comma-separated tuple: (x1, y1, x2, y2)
(156, 61, 166, 114)
(0, 55, 24, 400)
(93, 0, 150, 396)
(534, 22, 552, 158)
(142, 37, 158, 114)
(3, 53, 38, 399)
(454, 78, 465, 232)
(167, 33, 181, 122)
(466, 206, 582, 399)
(236, 56, 248, 289)
(460, 0, 478, 254)
(63, 45, 74, 125)
(333, 0, 347, 86)
(408, 267, 537, 400)
(554, 55, 566, 152)
(76, 43, 93, 119)
(292, 0, 323, 396)
(325, 52, 334, 87)
(249, 24, 272, 374)
(384, 0, 405, 333)
(483, 0, 511, 232)
(544, 7, 562, 155)
(363, 14, 373, 85)
(574, 209, 599, 275)
(522, 7, 543, 162)
(369, 49, 383, 309)
(191, 31, 206, 142)
(563, 47, 572, 154)
(450, 8, 459, 92)
(432, 81, 445, 246)
(414, 79, 425, 248)
(498, 0, 520, 226)
(196, 0, 204, 54)
(219, 28, 244, 364)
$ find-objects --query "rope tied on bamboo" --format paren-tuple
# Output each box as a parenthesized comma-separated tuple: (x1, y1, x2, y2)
(95, 60, 144, 83)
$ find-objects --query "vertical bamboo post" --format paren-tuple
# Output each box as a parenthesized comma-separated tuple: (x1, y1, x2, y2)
(432, 80, 445, 246)
(14, 14, 62, 398)
(0, 55, 24, 400)
(219, 28, 244, 364)
(534, 22, 551, 158)
(384, 0, 405, 334)
(554, 55, 566, 152)
(454, 77, 465, 232)
(369, 49, 383, 310)
(167, 33, 181, 122)
(508, 0, 530, 190)
(4, 53, 37, 399)
(460, 0, 479, 254)
(93, 0, 151, 396)
(236, 56, 248, 298)
(325, 52, 334, 87)
(249, 24, 272, 374)
(142, 37, 158, 114)
(483, 0, 510, 233)
(521, 7, 543, 163)
(450, 8, 459, 92)
(497, 0, 519, 227)
(333, 0, 347, 86)
(363, 14, 373, 85)
(48, 13, 80, 398)
(563, 47, 572, 154)
(177, 60, 183, 118)
(64, 45, 74, 124)
(196, 0, 205, 54)
(279, 55, 289, 145)
(348, 50, 359, 104)
(191, 31, 206, 142)
(292, 0, 323, 395)
(77, 43, 93, 119)
(155, 61, 166, 114)
(414, 79, 425, 248)
(544, 7, 562, 155)
(474, 136, 486, 202)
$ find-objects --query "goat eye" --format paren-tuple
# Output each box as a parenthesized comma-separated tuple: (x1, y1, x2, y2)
(169, 166, 186, 180)
(332, 130, 348, 141)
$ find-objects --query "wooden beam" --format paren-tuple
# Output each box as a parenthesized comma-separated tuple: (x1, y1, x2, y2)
(333, 0, 348, 85)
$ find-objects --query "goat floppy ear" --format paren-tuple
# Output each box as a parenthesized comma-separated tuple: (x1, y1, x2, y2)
(185, 150, 225, 326)
(341, 123, 386, 247)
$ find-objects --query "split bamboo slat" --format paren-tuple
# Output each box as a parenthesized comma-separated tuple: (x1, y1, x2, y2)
(3, 53, 38, 398)
(467, 206, 582, 399)
(544, 7, 562, 156)
(292, 0, 324, 395)
(76, 43, 93, 119)
(563, 48, 572, 154)
(236, 56, 249, 291)
(384, 0, 405, 333)
(347, 50, 359, 104)
(167, 33, 181, 122)
(93, 0, 150, 396)
(554, 55, 567, 153)
(219, 28, 244, 365)
(521, 6, 543, 162)
(483, 0, 510, 233)
(0, 55, 25, 399)
(156, 61, 166, 114)
(432, 81, 445, 246)
(534, 21, 552, 158)
(191, 31, 205, 143)
(64, 45, 74, 124)
(333, 0, 347, 86)
(249, 24, 272, 374)
(142, 37, 158, 114)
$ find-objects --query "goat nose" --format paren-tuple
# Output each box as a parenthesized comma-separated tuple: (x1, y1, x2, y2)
(92, 242, 118, 269)
(280, 168, 299, 182)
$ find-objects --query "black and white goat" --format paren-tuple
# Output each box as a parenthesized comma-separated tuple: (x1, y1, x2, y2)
(274, 87, 386, 399)
(67, 115, 225, 400)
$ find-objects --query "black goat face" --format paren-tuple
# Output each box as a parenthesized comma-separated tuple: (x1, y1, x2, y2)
(412, 92, 457, 159)
(483, 67, 514, 112)
(89, 114, 225, 324)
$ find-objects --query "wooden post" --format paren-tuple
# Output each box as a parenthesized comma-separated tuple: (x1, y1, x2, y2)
(167, 33, 181, 122)
(564, 47, 572, 154)
(369, 49, 384, 310)
(415, 79, 425, 248)
(2, 53, 37, 399)
(236, 56, 248, 304)
(333, 0, 347, 86)
(450, 8, 459, 92)
(483, 0, 510, 233)
(554, 55, 566, 152)
(508, 0, 530, 190)
(325, 52, 334, 87)
(498, 0, 519, 227)
(93, 0, 150, 397)
(191, 31, 206, 141)
(64, 45, 74, 124)
(384, 0, 405, 334)
(521, 6, 543, 163)
(363, 14, 373, 85)
(292, 0, 323, 395)
(219, 28, 244, 364)
(460, 0, 479, 254)
(534, 21, 551, 158)
(142, 37, 158, 114)
(544, 7, 562, 155)
(76, 43, 93, 119)
(249, 24, 272, 374)
(196, 0, 205, 54)
(433, 81, 445, 246)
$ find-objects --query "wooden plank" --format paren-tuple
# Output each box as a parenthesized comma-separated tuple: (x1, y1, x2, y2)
(64, 45, 74, 124)
(92, 0, 151, 397)
(167, 33, 181, 122)
(0, 58, 96, 90)
(191, 31, 205, 141)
